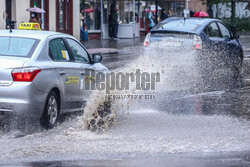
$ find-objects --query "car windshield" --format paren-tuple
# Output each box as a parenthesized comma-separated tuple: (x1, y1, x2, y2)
(0, 36, 39, 57)
(153, 19, 206, 32)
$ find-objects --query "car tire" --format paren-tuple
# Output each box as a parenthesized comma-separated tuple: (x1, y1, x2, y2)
(40, 91, 59, 129)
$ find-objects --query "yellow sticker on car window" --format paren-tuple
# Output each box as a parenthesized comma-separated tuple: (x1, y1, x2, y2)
(65, 76, 79, 84)
(61, 50, 69, 60)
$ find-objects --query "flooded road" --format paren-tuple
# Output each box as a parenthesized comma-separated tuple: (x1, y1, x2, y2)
(1, 42, 250, 166)
(5, 152, 250, 167)
(1, 88, 250, 166)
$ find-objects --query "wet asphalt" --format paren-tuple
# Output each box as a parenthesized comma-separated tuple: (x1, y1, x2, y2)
(4, 152, 250, 167)
(1, 38, 250, 167)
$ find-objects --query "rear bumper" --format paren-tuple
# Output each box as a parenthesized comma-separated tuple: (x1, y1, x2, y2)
(0, 82, 48, 119)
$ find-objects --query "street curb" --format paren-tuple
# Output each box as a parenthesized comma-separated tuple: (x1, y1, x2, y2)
(87, 45, 143, 55)
(87, 48, 118, 54)
(240, 35, 250, 38)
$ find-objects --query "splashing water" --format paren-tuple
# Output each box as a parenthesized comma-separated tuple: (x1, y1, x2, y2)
(82, 37, 227, 131)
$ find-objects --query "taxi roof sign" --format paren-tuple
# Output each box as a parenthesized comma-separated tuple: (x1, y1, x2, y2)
(18, 23, 41, 30)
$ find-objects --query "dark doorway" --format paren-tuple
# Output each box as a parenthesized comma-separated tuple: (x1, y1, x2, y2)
(56, 0, 73, 35)
(5, 0, 11, 19)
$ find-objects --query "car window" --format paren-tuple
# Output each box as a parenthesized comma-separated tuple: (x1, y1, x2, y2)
(204, 22, 221, 38)
(0, 36, 39, 57)
(49, 38, 70, 61)
(153, 19, 204, 32)
(217, 22, 231, 39)
(66, 38, 89, 63)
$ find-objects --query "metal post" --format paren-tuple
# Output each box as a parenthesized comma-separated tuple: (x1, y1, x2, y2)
(138, 0, 140, 35)
(231, 0, 236, 25)
(94, 0, 96, 30)
(155, 0, 158, 24)
(133, 0, 136, 37)
(101, 0, 103, 39)
(231, 0, 236, 34)
(41, 0, 44, 30)
(138, 0, 140, 18)
(185, 0, 188, 10)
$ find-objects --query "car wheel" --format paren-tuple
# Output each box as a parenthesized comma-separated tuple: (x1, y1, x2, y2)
(41, 91, 59, 129)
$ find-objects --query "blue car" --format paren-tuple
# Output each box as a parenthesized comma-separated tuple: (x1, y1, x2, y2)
(144, 17, 243, 90)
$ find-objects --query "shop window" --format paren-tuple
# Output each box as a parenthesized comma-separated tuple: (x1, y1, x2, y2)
(56, 0, 73, 35)
(100, 0, 185, 31)
(59, 0, 64, 30)
(81, 0, 101, 31)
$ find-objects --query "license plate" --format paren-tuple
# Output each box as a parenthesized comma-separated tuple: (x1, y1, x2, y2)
(165, 41, 181, 47)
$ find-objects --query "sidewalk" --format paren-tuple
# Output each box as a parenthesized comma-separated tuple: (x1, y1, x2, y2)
(82, 37, 144, 54)
(83, 35, 250, 55)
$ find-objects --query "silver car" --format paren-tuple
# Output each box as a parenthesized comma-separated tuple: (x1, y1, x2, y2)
(0, 30, 108, 129)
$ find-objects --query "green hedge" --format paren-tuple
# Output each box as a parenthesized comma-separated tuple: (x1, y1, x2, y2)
(221, 19, 250, 33)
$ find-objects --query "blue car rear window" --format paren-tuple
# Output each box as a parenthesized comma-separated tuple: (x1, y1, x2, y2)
(153, 19, 207, 32)
(0, 36, 39, 57)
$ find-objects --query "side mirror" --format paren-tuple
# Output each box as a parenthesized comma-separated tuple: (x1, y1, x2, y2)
(230, 25, 239, 39)
(92, 54, 102, 63)
(233, 33, 240, 39)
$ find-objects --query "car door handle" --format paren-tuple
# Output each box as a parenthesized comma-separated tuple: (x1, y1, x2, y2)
(80, 71, 85, 75)
(59, 70, 66, 76)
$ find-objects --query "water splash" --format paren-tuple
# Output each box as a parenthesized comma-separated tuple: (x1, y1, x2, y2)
(82, 38, 204, 131)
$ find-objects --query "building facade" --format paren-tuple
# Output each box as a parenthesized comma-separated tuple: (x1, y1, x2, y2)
(189, 0, 207, 13)
(82, 0, 207, 39)
(0, 0, 80, 39)
(0, 0, 207, 40)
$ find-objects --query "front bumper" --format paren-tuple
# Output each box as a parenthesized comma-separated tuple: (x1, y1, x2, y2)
(0, 82, 48, 119)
